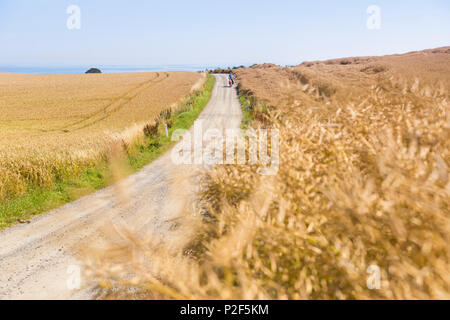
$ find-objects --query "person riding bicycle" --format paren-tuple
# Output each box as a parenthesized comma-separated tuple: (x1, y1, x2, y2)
(229, 73, 234, 85)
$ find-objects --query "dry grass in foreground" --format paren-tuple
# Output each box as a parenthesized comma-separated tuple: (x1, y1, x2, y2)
(0, 71, 203, 202)
(86, 48, 449, 299)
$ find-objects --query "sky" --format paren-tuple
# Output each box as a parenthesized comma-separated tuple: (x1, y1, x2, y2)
(0, 0, 449, 67)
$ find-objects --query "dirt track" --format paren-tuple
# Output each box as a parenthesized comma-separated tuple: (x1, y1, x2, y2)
(0, 74, 241, 299)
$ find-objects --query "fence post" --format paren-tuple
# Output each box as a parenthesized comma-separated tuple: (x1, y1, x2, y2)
(164, 124, 169, 138)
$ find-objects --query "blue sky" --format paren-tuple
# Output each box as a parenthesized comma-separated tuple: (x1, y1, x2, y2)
(0, 0, 449, 67)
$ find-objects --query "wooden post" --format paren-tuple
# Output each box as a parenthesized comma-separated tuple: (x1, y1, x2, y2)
(190, 103, 193, 112)
(164, 124, 169, 138)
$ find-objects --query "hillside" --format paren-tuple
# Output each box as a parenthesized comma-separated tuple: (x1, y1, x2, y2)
(234, 47, 450, 109)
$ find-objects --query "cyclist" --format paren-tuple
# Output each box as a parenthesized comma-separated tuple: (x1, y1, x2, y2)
(229, 73, 234, 85)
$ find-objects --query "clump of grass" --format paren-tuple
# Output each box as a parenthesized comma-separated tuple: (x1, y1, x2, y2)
(143, 122, 159, 138)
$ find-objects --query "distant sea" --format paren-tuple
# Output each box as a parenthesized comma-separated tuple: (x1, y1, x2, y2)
(0, 65, 216, 75)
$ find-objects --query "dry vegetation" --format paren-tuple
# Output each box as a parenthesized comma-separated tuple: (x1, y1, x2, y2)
(87, 48, 449, 299)
(0, 71, 203, 201)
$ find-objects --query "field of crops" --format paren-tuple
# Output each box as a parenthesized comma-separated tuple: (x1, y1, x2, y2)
(0, 71, 204, 201)
(88, 48, 450, 299)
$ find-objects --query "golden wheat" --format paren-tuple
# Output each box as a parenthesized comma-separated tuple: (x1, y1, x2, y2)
(0, 71, 204, 200)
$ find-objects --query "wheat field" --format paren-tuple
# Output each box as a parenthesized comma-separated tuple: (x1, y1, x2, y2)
(0, 71, 204, 201)
(86, 47, 450, 300)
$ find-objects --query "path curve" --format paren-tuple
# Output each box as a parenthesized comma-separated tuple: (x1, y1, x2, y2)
(0, 74, 241, 300)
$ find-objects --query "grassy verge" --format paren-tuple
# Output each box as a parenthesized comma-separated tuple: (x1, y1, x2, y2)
(239, 94, 254, 129)
(237, 85, 271, 128)
(0, 74, 215, 230)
